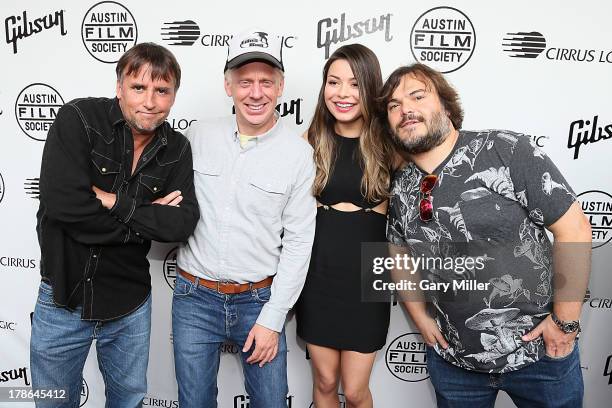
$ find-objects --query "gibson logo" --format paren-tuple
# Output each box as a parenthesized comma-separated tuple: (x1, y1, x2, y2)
(568, 115, 612, 159)
(0, 367, 30, 386)
(317, 12, 392, 59)
(5, 10, 67, 54)
(604, 354, 612, 385)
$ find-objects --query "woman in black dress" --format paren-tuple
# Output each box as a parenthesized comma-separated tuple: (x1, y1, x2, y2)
(295, 44, 394, 407)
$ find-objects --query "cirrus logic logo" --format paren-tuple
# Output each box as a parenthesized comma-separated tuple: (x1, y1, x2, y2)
(161, 20, 200, 46)
(502, 32, 546, 58)
(81, 1, 138, 63)
(15, 83, 64, 141)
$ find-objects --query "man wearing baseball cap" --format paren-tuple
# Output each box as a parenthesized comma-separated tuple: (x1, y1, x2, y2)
(172, 28, 316, 407)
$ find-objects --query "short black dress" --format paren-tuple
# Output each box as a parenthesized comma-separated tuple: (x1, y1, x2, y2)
(295, 133, 390, 353)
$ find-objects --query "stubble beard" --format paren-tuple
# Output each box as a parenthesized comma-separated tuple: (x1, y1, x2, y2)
(126, 114, 165, 136)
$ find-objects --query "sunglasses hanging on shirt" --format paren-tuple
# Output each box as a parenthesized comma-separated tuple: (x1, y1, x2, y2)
(419, 174, 437, 222)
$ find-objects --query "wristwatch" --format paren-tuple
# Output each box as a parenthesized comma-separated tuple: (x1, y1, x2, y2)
(551, 312, 581, 334)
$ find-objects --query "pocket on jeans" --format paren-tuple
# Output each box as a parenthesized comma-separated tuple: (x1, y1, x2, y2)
(37, 281, 55, 306)
(543, 341, 576, 361)
(253, 286, 271, 303)
(173, 275, 195, 297)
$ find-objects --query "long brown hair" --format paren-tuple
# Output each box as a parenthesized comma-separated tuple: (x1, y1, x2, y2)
(307, 44, 392, 201)
(377, 63, 463, 131)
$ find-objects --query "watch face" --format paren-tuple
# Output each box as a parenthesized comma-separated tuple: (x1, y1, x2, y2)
(564, 322, 579, 333)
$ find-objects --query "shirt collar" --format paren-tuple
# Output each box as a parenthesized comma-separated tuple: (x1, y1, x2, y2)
(109, 97, 125, 126)
(232, 111, 281, 146)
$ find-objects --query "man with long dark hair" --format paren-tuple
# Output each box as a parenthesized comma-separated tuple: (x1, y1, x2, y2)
(382, 63, 591, 407)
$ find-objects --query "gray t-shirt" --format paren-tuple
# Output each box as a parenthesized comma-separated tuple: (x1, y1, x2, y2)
(387, 129, 576, 373)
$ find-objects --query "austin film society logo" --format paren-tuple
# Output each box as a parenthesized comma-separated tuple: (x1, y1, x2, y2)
(578, 191, 612, 249)
(81, 1, 137, 63)
(5, 9, 67, 54)
(163, 246, 178, 289)
(161, 21, 296, 49)
(385, 332, 429, 382)
(317, 12, 392, 59)
(15, 83, 64, 141)
(410, 7, 476, 73)
(80, 378, 89, 407)
(503, 31, 612, 63)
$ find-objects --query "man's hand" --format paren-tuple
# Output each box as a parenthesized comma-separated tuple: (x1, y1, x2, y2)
(92, 186, 116, 209)
(243, 323, 280, 367)
(522, 314, 577, 358)
(413, 312, 449, 349)
(153, 190, 183, 206)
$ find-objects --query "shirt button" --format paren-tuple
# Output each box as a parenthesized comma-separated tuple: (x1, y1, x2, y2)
(136, 232, 141, 236)
(93, 254, 97, 258)
(153, 187, 158, 192)
(101, 168, 107, 173)
(86, 278, 91, 282)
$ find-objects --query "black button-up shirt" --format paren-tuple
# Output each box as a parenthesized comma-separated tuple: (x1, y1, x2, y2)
(36, 97, 199, 320)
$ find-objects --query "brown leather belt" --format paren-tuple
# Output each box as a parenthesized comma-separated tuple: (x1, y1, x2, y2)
(179, 269, 273, 294)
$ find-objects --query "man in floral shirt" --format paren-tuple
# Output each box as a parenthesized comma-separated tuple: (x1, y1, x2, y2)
(382, 63, 591, 407)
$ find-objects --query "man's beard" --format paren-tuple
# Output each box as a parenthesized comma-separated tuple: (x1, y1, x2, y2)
(390, 111, 452, 154)
(125, 116, 164, 136)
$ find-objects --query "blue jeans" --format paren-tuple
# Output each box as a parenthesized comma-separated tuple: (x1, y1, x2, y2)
(30, 281, 151, 408)
(427, 345, 583, 408)
(172, 273, 288, 408)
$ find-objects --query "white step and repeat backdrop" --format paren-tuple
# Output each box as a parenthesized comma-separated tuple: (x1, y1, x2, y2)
(1, 1, 611, 407)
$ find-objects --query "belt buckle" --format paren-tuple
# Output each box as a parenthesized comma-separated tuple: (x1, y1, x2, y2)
(216, 280, 230, 294)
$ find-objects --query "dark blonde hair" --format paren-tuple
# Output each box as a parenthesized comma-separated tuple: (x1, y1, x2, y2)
(308, 44, 393, 201)
(116, 42, 181, 90)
